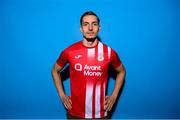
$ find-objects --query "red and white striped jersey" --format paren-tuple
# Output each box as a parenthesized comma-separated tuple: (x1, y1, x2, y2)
(56, 40, 121, 118)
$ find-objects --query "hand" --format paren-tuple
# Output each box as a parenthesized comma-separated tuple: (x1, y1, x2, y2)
(105, 96, 116, 111)
(61, 95, 72, 110)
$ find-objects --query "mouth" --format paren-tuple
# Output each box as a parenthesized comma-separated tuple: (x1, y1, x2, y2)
(87, 32, 95, 36)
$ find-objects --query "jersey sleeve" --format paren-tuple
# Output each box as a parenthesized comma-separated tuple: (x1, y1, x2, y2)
(111, 49, 122, 69)
(56, 49, 68, 67)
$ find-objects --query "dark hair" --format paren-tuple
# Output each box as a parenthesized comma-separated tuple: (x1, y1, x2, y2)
(80, 11, 100, 25)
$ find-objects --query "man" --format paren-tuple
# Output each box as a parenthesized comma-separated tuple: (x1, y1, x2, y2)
(52, 11, 126, 119)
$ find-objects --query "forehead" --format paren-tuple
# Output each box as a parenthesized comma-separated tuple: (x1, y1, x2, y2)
(82, 15, 98, 22)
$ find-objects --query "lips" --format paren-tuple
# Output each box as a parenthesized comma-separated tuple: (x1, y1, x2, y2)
(87, 32, 94, 36)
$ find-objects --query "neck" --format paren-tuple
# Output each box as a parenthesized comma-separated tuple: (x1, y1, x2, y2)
(82, 38, 98, 48)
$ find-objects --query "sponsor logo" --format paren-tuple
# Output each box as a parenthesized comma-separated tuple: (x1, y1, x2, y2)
(74, 63, 102, 77)
(74, 55, 82, 59)
(74, 63, 82, 71)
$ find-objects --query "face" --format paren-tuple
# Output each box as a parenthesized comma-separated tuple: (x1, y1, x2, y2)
(80, 15, 100, 40)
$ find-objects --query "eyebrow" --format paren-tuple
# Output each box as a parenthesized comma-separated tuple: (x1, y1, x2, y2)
(82, 21, 98, 24)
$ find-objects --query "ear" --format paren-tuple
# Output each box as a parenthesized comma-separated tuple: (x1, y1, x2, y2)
(98, 25, 101, 31)
(80, 26, 83, 32)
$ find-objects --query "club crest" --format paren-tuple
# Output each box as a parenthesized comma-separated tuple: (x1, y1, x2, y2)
(97, 55, 104, 61)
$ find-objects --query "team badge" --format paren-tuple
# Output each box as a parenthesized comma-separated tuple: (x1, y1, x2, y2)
(97, 55, 104, 61)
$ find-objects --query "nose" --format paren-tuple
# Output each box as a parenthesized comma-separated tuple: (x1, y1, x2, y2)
(88, 25, 93, 31)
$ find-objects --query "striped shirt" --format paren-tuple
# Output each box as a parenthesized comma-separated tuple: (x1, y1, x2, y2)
(56, 40, 121, 118)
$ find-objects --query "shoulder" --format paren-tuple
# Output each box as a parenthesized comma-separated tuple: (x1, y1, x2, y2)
(63, 40, 83, 52)
(101, 42, 120, 61)
(100, 41, 117, 53)
(100, 41, 109, 48)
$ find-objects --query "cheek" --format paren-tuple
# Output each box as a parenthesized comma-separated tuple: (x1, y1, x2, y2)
(81, 27, 88, 32)
(94, 26, 100, 30)
(94, 28, 99, 33)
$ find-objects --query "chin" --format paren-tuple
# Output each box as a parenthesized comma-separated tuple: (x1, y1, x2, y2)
(87, 37, 94, 39)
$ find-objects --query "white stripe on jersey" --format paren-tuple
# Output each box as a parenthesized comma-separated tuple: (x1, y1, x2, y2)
(87, 48, 95, 59)
(95, 85, 101, 118)
(86, 45, 96, 118)
(98, 42, 104, 60)
(108, 46, 111, 59)
(104, 82, 107, 117)
(95, 42, 104, 118)
(85, 84, 93, 118)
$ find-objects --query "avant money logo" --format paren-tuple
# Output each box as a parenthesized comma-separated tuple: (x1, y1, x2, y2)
(74, 63, 82, 71)
(74, 63, 102, 77)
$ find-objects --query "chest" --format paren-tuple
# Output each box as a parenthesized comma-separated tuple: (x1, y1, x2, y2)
(68, 48, 110, 72)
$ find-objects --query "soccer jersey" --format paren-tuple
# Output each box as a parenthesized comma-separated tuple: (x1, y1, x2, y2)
(56, 40, 121, 118)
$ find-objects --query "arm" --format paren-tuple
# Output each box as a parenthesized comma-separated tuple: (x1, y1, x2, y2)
(51, 63, 72, 109)
(105, 64, 126, 111)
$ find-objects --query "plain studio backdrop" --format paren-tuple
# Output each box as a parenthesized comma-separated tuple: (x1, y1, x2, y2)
(0, 0, 179, 119)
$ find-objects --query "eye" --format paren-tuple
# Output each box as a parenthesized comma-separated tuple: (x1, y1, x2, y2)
(93, 23, 98, 26)
(82, 23, 88, 26)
